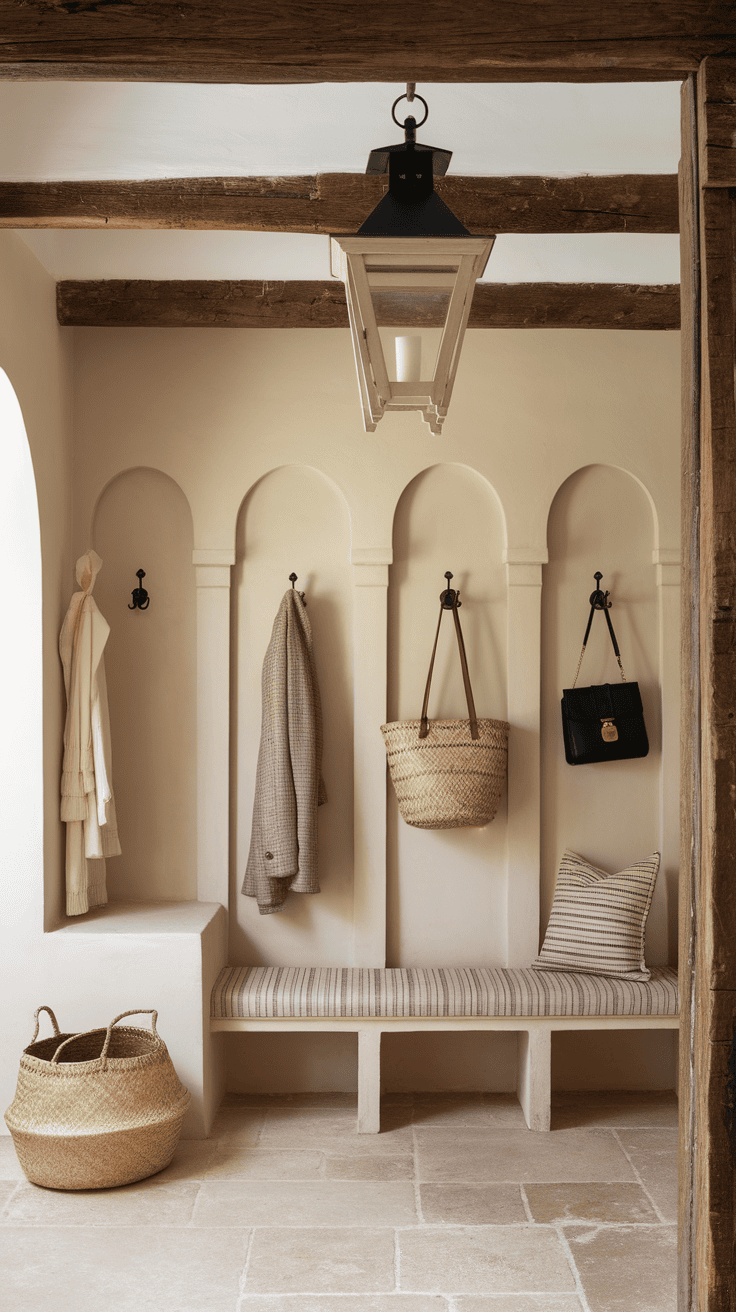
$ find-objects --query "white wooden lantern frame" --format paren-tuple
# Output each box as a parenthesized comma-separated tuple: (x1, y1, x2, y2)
(331, 234, 494, 434)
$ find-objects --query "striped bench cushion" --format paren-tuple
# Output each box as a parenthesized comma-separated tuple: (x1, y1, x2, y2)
(211, 965, 678, 1020)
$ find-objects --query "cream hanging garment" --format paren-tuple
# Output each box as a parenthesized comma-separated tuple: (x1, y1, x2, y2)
(242, 588, 327, 915)
(59, 551, 121, 916)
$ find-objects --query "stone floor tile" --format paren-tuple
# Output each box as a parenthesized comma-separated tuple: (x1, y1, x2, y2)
(415, 1128, 634, 1183)
(524, 1182, 659, 1224)
(3, 1178, 199, 1226)
(0, 1181, 19, 1213)
(411, 1094, 492, 1127)
(152, 1138, 220, 1182)
(482, 1094, 528, 1127)
(0, 1225, 250, 1311)
(419, 1183, 527, 1224)
(454, 1298, 584, 1311)
(566, 1224, 677, 1312)
(0, 1137, 25, 1180)
(203, 1149, 324, 1180)
(324, 1155, 414, 1180)
(240, 1298, 449, 1311)
(224, 1091, 357, 1109)
(209, 1107, 266, 1145)
(245, 1226, 396, 1293)
(551, 1092, 678, 1131)
(398, 1226, 577, 1294)
(259, 1110, 415, 1155)
(614, 1130, 678, 1222)
(193, 1178, 417, 1227)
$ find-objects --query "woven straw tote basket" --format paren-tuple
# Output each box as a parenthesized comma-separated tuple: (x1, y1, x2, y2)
(4, 1006, 190, 1190)
(381, 583, 509, 829)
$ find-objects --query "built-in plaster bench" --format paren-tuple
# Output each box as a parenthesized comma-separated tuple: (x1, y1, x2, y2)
(210, 964, 679, 1133)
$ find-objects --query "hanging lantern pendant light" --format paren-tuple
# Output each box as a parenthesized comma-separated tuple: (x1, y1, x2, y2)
(330, 88, 494, 435)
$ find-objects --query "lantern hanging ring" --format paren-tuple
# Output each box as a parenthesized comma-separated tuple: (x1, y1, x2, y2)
(392, 90, 428, 129)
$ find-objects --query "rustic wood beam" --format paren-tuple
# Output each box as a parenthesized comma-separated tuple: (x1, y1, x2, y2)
(0, 1, 732, 82)
(698, 56, 736, 186)
(1, 175, 680, 235)
(56, 280, 680, 330)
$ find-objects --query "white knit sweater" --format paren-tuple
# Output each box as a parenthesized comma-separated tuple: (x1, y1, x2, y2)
(59, 551, 121, 916)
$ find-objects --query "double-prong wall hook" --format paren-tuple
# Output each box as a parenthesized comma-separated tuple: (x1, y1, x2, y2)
(589, 570, 612, 611)
(128, 569, 150, 611)
(440, 570, 461, 609)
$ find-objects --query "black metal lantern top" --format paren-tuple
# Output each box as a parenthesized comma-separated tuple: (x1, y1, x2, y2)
(357, 94, 471, 239)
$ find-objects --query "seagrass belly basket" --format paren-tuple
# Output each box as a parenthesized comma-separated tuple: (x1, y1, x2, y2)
(5, 1007, 190, 1190)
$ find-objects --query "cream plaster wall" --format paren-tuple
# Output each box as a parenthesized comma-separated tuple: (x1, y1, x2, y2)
(91, 468, 198, 902)
(542, 466, 675, 961)
(387, 464, 509, 969)
(0, 231, 73, 1125)
(70, 323, 680, 1093)
(231, 466, 354, 965)
(0, 241, 223, 1138)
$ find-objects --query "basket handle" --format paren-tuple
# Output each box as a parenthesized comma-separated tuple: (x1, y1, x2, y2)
(419, 595, 479, 741)
(29, 1006, 61, 1045)
(51, 1009, 159, 1066)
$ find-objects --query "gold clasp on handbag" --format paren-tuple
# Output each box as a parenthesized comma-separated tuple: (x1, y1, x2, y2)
(601, 718, 618, 742)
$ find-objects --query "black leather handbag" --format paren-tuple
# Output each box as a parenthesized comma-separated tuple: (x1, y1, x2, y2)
(561, 573, 649, 766)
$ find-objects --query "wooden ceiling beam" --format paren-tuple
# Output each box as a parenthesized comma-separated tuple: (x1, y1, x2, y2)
(0, 1, 732, 82)
(56, 279, 680, 331)
(2, 175, 679, 235)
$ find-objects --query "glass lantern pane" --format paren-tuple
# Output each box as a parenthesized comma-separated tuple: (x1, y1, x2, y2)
(375, 281, 453, 384)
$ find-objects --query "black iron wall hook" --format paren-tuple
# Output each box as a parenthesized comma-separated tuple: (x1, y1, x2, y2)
(128, 569, 150, 610)
(289, 572, 306, 605)
(440, 570, 461, 609)
(589, 570, 611, 611)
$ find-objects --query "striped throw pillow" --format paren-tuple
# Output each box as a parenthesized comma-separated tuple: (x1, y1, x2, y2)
(532, 849, 660, 981)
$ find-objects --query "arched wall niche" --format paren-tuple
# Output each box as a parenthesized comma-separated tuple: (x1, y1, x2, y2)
(0, 366, 43, 928)
(539, 460, 661, 555)
(230, 463, 354, 968)
(387, 462, 508, 970)
(541, 462, 672, 965)
(91, 466, 197, 902)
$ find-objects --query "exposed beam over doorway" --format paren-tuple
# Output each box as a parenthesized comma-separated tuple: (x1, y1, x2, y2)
(56, 279, 680, 330)
(0, 0, 732, 82)
(1, 175, 680, 235)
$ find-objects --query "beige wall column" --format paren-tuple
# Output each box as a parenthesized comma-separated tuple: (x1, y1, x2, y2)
(654, 548, 681, 964)
(352, 548, 391, 967)
(504, 550, 546, 965)
(194, 547, 236, 907)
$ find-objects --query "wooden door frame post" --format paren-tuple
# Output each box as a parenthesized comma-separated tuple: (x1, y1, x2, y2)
(679, 59, 736, 1312)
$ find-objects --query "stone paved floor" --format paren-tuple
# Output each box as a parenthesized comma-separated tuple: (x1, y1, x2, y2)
(0, 1091, 677, 1311)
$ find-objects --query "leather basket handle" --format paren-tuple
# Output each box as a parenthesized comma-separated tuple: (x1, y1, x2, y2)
(419, 595, 479, 741)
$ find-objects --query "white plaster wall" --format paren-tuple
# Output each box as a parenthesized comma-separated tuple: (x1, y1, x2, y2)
(70, 324, 680, 1093)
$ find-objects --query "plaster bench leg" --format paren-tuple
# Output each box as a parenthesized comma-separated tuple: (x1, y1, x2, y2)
(517, 1026, 551, 1131)
(357, 1026, 382, 1133)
